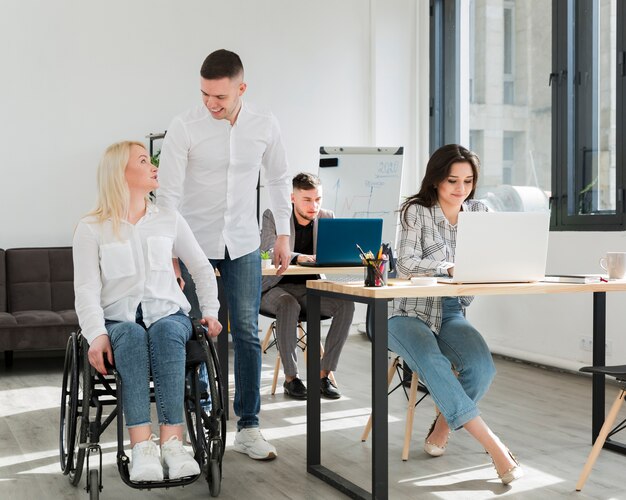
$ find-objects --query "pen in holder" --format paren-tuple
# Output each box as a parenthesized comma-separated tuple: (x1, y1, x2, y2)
(363, 256, 389, 287)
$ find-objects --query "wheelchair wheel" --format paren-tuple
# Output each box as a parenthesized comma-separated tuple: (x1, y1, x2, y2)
(205, 337, 226, 457)
(203, 338, 225, 497)
(60, 333, 92, 486)
(59, 334, 79, 474)
(209, 457, 221, 497)
(88, 469, 99, 500)
(186, 322, 226, 497)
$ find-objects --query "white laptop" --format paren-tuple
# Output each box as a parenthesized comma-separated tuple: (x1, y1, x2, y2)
(437, 211, 550, 284)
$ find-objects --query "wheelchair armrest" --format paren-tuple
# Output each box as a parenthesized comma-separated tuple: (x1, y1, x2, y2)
(191, 317, 208, 341)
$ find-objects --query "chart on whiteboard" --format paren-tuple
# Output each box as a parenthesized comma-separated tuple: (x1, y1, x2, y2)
(318, 146, 404, 247)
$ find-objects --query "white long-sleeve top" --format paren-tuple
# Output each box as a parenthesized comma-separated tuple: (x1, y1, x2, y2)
(156, 100, 292, 260)
(73, 204, 219, 345)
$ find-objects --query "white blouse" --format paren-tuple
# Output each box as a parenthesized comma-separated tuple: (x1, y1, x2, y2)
(73, 204, 219, 344)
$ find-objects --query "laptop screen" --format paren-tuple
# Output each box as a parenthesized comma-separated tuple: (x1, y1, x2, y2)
(315, 218, 383, 266)
(441, 211, 550, 283)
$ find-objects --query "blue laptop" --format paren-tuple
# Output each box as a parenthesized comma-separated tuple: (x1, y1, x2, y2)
(300, 218, 384, 267)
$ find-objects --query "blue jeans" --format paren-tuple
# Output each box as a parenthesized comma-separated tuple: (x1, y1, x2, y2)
(388, 298, 496, 430)
(181, 248, 261, 429)
(105, 309, 192, 427)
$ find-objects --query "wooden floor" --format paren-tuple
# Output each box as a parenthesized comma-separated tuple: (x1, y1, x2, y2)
(2, 331, 626, 500)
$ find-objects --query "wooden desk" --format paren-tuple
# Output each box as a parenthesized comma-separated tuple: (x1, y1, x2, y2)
(215, 265, 363, 418)
(305, 279, 626, 500)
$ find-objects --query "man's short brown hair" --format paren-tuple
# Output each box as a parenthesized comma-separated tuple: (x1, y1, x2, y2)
(200, 49, 244, 80)
(292, 172, 321, 191)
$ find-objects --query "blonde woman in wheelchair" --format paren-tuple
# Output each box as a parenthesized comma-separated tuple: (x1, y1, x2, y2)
(73, 141, 221, 482)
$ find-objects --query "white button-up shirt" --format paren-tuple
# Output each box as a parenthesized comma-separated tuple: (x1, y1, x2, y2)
(157, 101, 292, 260)
(73, 204, 219, 344)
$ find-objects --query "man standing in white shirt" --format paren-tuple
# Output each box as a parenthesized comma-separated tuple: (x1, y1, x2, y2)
(157, 49, 292, 460)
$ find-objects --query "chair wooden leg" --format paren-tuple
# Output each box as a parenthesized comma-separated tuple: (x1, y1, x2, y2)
(402, 372, 419, 461)
(261, 322, 275, 352)
(576, 389, 626, 491)
(362, 357, 399, 441)
(271, 352, 281, 395)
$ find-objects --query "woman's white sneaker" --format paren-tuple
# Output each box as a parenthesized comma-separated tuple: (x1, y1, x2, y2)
(130, 439, 163, 482)
(161, 436, 200, 479)
(233, 427, 277, 460)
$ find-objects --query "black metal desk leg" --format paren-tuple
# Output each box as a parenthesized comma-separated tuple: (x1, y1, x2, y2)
(592, 291, 606, 443)
(371, 298, 389, 499)
(307, 293, 322, 468)
(217, 277, 229, 420)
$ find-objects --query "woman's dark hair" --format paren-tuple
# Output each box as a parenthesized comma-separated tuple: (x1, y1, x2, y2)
(399, 144, 480, 227)
(200, 49, 244, 80)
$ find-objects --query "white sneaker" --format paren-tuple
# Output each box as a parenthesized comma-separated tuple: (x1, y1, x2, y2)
(161, 436, 200, 479)
(130, 439, 163, 482)
(233, 427, 277, 460)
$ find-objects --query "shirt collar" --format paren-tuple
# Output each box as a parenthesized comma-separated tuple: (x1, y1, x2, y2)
(432, 203, 448, 225)
(433, 201, 470, 226)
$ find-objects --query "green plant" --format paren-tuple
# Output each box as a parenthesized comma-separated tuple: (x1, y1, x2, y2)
(151, 149, 161, 168)
(260, 250, 271, 260)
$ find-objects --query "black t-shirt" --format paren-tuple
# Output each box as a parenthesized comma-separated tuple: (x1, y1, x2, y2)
(280, 214, 316, 285)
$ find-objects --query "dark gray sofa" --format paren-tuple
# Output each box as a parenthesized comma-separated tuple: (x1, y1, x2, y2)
(0, 247, 78, 366)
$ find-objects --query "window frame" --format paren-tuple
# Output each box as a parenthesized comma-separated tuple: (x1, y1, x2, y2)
(431, 0, 626, 230)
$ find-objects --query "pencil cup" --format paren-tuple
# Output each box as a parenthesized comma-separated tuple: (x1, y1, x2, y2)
(364, 259, 388, 287)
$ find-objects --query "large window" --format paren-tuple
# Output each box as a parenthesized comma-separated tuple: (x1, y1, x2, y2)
(468, 0, 551, 212)
(430, 0, 626, 230)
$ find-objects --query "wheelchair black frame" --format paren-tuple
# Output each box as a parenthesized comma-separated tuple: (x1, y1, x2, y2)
(59, 319, 226, 498)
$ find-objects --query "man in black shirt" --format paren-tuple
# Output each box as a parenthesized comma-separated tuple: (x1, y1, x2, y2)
(260, 173, 354, 399)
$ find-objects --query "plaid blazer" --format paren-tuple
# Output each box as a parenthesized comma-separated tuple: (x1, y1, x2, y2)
(389, 200, 488, 333)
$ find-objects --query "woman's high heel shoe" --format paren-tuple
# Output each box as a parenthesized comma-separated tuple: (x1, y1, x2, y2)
(495, 449, 524, 485)
(423, 413, 450, 457)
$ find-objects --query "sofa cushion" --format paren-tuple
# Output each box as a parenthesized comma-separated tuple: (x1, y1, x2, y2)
(57, 309, 78, 324)
(12, 310, 71, 326)
(6, 247, 75, 313)
(0, 312, 17, 326)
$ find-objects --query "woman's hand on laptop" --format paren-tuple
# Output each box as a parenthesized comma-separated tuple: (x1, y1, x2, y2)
(296, 254, 315, 264)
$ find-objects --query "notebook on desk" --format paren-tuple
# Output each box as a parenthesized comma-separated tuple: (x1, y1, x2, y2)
(299, 218, 383, 267)
(437, 211, 550, 284)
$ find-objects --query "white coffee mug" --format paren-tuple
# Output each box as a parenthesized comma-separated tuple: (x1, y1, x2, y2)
(599, 252, 626, 279)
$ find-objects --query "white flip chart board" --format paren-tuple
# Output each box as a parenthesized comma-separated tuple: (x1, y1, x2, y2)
(318, 146, 404, 247)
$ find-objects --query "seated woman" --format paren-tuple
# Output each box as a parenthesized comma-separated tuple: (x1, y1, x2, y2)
(73, 141, 222, 482)
(388, 144, 523, 484)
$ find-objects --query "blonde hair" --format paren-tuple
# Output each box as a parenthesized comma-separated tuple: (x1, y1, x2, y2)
(86, 140, 148, 235)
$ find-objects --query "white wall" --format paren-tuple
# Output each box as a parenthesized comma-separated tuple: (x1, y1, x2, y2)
(470, 232, 626, 371)
(4, 1, 618, 371)
(0, 0, 374, 248)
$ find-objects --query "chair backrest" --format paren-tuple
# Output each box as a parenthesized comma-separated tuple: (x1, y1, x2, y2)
(6, 247, 75, 312)
(0, 249, 6, 313)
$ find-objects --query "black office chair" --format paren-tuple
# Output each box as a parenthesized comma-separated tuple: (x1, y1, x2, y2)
(576, 364, 626, 492)
(260, 310, 334, 395)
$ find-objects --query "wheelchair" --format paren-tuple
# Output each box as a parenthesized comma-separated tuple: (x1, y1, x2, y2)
(59, 318, 226, 499)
